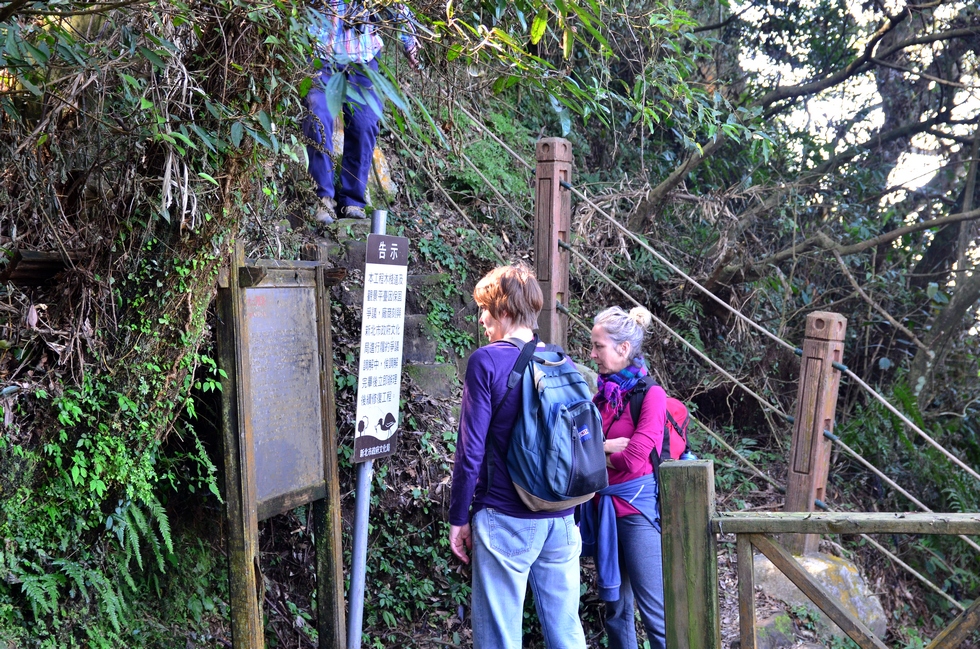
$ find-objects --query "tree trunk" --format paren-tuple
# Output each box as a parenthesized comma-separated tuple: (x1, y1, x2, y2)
(910, 128, 980, 407)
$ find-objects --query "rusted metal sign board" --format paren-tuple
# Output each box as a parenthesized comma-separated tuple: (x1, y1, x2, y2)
(216, 243, 346, 649)
(242, 281, 325, 519)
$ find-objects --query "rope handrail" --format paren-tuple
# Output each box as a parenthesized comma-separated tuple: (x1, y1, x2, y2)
(558, 249, 971, 609)
(823, 431, 930, 512)
(823, 430, 980, 556)
(568, 180, 980, 487)
(854, 527, 964, 611)
(692, 418, 967, 611)
(555, 300, 590, 336)
(841, 367, 980, 484)
(452, 102, 980, 490)
(561, 241, 980, 567)
(560, 239, 792, 421)
(558, 179, 796, 353)
(447, 102, 980, 568)
(387, 128, 505, 264)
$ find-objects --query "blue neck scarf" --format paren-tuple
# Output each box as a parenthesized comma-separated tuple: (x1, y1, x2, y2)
(595, 357, 648, 422)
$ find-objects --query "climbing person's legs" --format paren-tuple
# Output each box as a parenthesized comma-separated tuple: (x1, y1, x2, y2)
(303, 65, 337, 201)
(303, 64, 339, 224)
(337, 59, 380, 217)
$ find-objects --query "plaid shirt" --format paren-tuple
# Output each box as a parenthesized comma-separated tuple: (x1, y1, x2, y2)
(309, 1, 419, 65)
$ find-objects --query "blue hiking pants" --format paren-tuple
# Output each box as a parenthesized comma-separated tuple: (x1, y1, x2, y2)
(302, 58, 380, 209)
(471, 508, 587, 649)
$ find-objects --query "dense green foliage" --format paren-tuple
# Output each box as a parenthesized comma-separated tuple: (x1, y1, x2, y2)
(0, 0, 314, 644)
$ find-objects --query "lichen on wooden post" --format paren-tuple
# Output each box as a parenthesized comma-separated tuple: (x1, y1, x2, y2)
(660, 460, 721, 649)
(217, 242, 264, 649)
(534, 137, 572, 349)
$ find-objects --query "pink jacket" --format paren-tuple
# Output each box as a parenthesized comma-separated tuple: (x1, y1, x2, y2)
(601, 385, 667, 517)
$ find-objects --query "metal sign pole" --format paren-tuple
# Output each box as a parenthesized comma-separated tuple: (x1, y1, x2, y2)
(348, 209, 390, 649)
(347, 458, 372, 649)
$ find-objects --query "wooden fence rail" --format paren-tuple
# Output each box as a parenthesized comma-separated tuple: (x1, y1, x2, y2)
(714, 512, 980, 536)
(661, 461, 980, 649)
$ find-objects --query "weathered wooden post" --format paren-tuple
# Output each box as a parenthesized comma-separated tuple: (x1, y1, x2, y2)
(661, 460, 721, 649)
(784, 311, 847, 555)
(534, 137, 572, 349)
(303, 243, 347, 649)
(217, 243, 347, 649)
(216, 243, 263, 649)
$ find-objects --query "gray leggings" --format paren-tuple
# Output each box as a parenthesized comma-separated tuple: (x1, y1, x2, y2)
(604, 514, 666, 649)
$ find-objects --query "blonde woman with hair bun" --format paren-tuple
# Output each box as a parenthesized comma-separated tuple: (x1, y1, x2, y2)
(581, 305, 667, 649)
(629, 306, 653, 330)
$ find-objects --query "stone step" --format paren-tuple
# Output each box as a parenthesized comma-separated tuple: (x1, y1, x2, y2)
(323, 220, 369, 269)
(402, 314, 439, 364)
(403, 362, 459, 400)
(405, 273, 450, 314)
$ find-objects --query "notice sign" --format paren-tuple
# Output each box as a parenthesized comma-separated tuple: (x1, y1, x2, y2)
(353, 234, 410, 462)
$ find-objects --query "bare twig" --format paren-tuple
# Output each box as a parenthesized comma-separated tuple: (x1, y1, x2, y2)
(831, 250, 927, 351)
(13, 0, 149, 18)
(755, 207, 980, 268)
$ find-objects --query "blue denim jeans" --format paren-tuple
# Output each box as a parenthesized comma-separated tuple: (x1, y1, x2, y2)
(471, 508, 586, 649)
(302, 59, 380, 209)
(605, 514, 666, 649)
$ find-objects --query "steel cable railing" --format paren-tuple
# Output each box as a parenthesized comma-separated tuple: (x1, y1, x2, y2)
(823, 430, 980, 555)
(694, 418, 968, 611)
(452, 100, 980, 494)
(421, 100, 978, 605)
(841, 366, 980, 484)
(556, 239, 975, 607)
(559, 239, 792, 422)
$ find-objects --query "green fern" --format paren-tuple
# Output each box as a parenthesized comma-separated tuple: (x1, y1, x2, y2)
(85, 626, 124, 649)
(18, 568, 61, 619)
(123, 507, 145, 572)
(89, 570, 125, 633)
(53, 559, 90, 603)
(892, 381, 926, 430)
(942, 483, 970, 514)
(666, 298, 705, 352)
(144, 493, 174, 556)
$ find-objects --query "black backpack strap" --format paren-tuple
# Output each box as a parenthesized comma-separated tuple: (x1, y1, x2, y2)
(485, 336, 539, 484)
(627, 375, 655, 428)
(624, 376, 671, 477)
(505, 337, 539, 390)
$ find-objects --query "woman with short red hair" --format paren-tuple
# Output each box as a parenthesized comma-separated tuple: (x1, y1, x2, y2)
(448, 264, 586, 649)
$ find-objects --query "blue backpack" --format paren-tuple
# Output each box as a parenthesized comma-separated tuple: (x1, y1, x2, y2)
(490, 338, 608, 512)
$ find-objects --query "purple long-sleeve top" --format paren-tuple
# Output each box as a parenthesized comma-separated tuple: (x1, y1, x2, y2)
(449, 340, 574, 525)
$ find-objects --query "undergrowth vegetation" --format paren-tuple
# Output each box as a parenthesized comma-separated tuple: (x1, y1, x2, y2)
(2, 0, 980, 646)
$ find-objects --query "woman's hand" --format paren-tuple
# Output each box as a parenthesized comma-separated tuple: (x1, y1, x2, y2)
(604, 437, 629, 455)
(449, 523, 472, 564)
(604, 437, 629, 467)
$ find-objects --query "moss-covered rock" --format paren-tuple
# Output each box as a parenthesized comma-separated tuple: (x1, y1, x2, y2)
(754, 551, 887, 639)
(403, 362, 460, 399)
